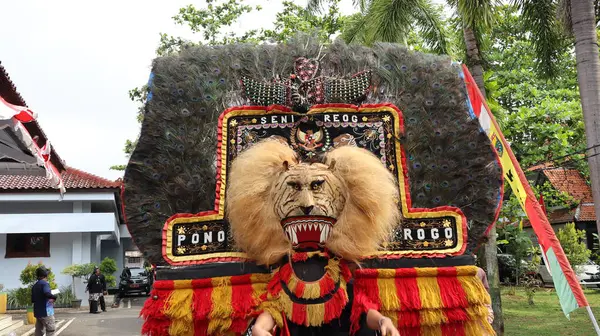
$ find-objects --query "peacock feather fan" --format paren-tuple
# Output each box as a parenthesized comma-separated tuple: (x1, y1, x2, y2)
(123, 35, 502, 265)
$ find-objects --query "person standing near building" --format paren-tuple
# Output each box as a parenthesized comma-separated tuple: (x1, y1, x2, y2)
(86, 267, 107, 314)
(31, 267, 57, 336)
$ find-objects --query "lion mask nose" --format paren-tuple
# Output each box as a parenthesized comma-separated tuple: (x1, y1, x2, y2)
(300, 206, 314, 215)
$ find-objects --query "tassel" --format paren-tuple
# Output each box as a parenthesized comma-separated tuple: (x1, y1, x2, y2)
(193, 320, 209, 336)
(398, 311, 421, 329)
(415, 268, 444, 310)
(231, 274, 254, 332)
(319, 273, 335, 296)
(266, 271, 283, 297)
(350, 269, 380, 335)
(465, 305, 489, 320)
(377, 269, 400, 311)
(306, 303, 325, 326)
(421, 324, 443, 336)
(443, 308, 469, 323)
(340, 260, 352, 281)
(441, 322, 466, 336)
(464, 319, 495, 336)
(303, 282, 321, 299)
(380, 310, 399, 328)
(437, 267, 469, 309)
(279, 264, 293, 283)
(325, 258, 342, 282)
(399, 326, 421, 336)
(287, 275, 298, 292)
(295, 281, 305, 297)
(230, 319, 249, 334)
(208, 277, 233, 334)
(164, 280, 194, 336)
(457, 276, 491, 306)
(324, 287, 348, 323)
(292, 302, 307, 326)
(395, 268, 421, 311)
(192, 279, 213, 321)
(141, 287, 171, 336)
(251, 273, 271, 308)
(291, 252, 309, 262)
(419, 309, 447, 327)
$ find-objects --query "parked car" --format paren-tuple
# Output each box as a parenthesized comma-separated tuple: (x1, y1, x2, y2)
(120, 267, 152, 296)
(536, 258, 600, 288)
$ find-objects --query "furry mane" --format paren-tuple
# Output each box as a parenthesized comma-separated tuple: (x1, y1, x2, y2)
(324, 146, 400, 262)
(226, 140, 297, 266)
(226, 139, 400, 265)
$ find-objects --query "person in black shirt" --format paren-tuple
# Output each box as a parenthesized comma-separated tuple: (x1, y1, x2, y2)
(86, 267, 107, 314)
(112, 267, 131, 308)
(31, 267, 57, 336)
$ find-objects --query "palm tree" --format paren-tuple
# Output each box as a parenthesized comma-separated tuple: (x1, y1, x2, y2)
(446, 0, 500, 99)
(311, 0, 450, 54)
(517, 0, 600, 245)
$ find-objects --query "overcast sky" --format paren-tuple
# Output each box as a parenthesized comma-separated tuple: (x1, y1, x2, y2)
(0, 0, 447, 181)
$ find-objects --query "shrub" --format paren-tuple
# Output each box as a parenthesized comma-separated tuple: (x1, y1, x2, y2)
(99, 257, 117, 288)
(6, 289, 19, 308)
(16, 262, 58, 306)
(20, 262, 57, 290)
(557, 223, 591, 268)
(62, 263, 96, 299)
(55, 285, 76, 307)
(497, 225, 533, 285)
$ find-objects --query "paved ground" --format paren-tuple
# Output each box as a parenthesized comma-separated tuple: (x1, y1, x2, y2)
(53, 296, 146, 336)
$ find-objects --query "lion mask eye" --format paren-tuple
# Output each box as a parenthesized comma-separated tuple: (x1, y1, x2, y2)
(287, 181, 302, 191)
(310, 180, 324, 190)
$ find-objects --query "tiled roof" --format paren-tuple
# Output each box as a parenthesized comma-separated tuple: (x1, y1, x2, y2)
(543, 169, 594, 202)
(523, 168, 596, 226)
(0, 167, 121, 191)
(0, 61, 26, 107)
(577, 203, 596, 222)
(526, 162, 555, 172)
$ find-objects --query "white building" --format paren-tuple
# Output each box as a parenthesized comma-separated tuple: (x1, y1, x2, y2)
(0, 168, 135, 305)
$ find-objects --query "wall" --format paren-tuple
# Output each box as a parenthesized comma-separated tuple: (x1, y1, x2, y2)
(0, 232, 81, 291)
(0, 201, 73, 214)
(0, 195, 123, 305)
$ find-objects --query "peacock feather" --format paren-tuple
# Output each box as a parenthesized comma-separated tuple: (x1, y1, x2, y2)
(123, 35, 502, 265)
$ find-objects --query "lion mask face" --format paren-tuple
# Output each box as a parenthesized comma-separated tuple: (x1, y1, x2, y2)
(274, 163, 345, 219)
(226, 139, 400, 265)
(273, 162, 345, 248)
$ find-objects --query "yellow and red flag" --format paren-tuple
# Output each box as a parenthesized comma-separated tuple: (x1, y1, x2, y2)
(461, 65, 591, 319)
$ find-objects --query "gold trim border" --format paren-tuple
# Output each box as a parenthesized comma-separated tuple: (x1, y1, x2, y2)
(164, 105, 466, 263)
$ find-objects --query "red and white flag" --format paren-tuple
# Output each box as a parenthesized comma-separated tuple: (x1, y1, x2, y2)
(0, 95, 65, 195)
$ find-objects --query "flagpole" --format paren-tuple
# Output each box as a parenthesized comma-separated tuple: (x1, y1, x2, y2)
(585, 306, 600, 335)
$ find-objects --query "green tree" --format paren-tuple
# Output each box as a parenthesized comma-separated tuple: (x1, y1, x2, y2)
(62, 263, 96, 299)
(516, 0, 600, 237)
(315, 0, 449, 53)
(99, 257, 118, 288)
(557, 222, 592, 268)
(484, 5, 588, 176)
(497, 225, 533, 285)
(112, 0, 350, 171)
(16, 262, 58, 307)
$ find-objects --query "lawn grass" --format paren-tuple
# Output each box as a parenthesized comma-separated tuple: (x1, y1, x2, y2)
(503, 286, 600, 335)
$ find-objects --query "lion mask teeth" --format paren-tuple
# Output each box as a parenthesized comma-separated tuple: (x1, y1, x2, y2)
(281, 216, 335, 249)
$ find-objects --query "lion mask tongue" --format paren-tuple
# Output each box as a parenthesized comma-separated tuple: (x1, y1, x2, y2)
(281, 216, 336, 250)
